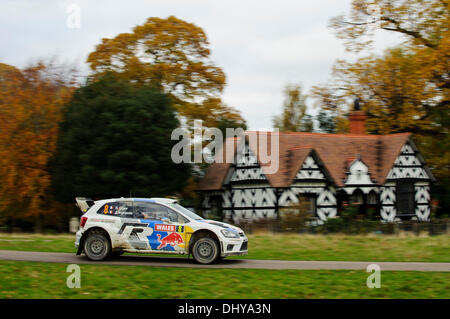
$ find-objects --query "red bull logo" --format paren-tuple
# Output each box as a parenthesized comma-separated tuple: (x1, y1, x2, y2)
(156, 233, 184, 249)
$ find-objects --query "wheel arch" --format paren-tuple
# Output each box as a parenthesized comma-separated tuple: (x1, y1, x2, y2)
(77, 226, 113, 255)
(188, 229, 222, 254)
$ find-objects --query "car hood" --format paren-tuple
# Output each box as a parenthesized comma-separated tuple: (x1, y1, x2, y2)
(196, 219, 243, 233)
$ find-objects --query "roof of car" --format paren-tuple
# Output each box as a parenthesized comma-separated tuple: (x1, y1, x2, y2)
(149, 197, 178, 204)
(94, 197, 177, 204)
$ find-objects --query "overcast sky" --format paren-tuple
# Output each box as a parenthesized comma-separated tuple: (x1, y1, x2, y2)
(0, 0, 404, 129)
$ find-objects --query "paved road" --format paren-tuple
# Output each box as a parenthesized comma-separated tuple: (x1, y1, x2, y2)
(0, 250, 449, 271)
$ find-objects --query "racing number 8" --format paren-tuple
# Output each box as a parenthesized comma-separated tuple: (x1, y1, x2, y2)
(104, 205, 108, 214)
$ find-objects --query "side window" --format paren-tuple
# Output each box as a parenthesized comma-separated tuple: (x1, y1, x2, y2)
(134, 202, 186, 223)
(166, 208, 189, 224)
(179, 214, 190, 224)
(133, 202, 161, 220)
(161, 207, 179, 223)
(97, 201, 134, 218)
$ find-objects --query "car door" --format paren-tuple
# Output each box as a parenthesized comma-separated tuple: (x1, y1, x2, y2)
(133, 201, 188, 252)
(96, 200, 152, 250)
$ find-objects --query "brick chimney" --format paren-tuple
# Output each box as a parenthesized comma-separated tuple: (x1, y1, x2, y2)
(349, 98, 367, 134)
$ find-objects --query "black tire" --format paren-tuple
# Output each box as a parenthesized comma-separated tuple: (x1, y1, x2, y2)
(215, 255, 226, 263)
(110, 251, 124, 258)
(84, 233, 111, 261)
(192, 237, 220, 264)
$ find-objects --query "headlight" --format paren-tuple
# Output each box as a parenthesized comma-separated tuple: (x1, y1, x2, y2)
(221, 229, 240, 238)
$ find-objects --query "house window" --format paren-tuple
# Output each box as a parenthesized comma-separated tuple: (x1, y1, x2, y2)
(350, 189, 364, 205)
(210, 195, 223, 220)
(366, 191, 379, 219)
(298, 194, 316, 215)
(349, 189, 367, 216)
(367, 191, 378, 205)
(337, 190, 349, 213)
(396, 181, 415, 217)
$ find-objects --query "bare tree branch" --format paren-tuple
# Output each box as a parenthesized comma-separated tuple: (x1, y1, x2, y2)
(380, 16, 437, 49)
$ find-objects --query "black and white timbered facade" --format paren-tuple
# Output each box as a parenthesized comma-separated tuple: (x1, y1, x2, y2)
(198, 126, 435, 224)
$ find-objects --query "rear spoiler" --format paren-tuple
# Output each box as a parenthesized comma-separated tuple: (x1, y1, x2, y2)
(75, 197, 95, 213)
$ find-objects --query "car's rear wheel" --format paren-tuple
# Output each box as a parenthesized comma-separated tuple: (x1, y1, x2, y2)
(84, 233, 111, 261)
(192, 237, 219, 264)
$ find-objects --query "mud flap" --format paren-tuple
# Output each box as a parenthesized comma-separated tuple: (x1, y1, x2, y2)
(76, 234, 85, 255)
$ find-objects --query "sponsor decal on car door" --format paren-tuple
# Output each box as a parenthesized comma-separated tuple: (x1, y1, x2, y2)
(147, 222, 186, 251)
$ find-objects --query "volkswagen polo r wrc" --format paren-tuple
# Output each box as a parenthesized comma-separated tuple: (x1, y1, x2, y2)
(75, 197, 248, 264)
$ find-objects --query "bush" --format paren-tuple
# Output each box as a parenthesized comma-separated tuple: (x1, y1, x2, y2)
(278, 201, 313, 232)
(316, 204, 379, 234)
(234, 218, 278, 234)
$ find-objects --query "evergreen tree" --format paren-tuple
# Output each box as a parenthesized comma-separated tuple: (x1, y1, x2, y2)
(316, 110, 336, 133)
(51, 74, 190, 202)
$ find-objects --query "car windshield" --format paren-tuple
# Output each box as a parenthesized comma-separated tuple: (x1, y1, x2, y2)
(168, 203, 204, 221)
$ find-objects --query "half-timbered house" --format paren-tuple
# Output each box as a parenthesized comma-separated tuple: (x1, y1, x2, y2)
(197, 108, 435, 223)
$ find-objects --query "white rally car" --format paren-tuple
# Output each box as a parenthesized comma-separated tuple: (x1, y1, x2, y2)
(74, 197, 248, 264)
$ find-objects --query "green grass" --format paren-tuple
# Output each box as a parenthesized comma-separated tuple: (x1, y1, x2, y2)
(0, 234, 75, 253)
(0, 260, 448, 298)
(232, 233, 450, 262)
(0, 233, 449, 262)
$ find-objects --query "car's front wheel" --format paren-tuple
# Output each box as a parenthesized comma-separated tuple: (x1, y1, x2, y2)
(84, 233, 111, 261)
(192, 237, 220, 264)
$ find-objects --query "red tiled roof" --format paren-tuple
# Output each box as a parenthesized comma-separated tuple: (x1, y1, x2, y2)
(283, 147, 314, 185)
(197, 131, 413, 190)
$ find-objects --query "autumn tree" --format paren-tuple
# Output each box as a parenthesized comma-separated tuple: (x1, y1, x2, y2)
(312, 0, 449, 215)
(273, 84, 314, 132)
(329, 0, 449, 53)
(51, 74, 190, 203)
(0, 61, 76, 230)
(87, 16, 246, 130)
(316, 0, 449, 134)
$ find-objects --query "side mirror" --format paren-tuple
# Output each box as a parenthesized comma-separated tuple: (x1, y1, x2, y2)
(161, 217, 171, 224)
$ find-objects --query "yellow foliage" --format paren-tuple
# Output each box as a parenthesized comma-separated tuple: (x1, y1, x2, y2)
(0, 62, 75, 218)
(313, 0, 449, 181)
(273, 84, 313, 132)
(87, 16, 244, 128)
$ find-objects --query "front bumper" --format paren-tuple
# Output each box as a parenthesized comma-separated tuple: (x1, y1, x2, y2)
(220, 236, 248, 257)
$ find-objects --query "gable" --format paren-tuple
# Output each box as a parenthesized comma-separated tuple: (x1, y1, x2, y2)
(386, 142, 431, 180)
(345, 159, 374, 185)
(294, 155, 327, 180)
(229, 140, 267, 182)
